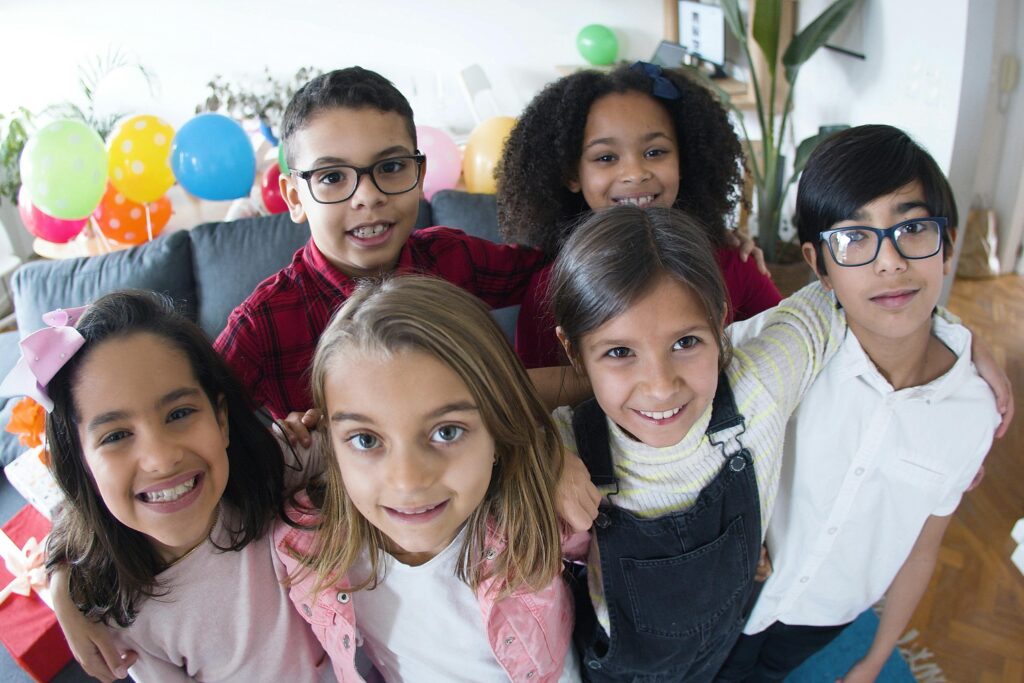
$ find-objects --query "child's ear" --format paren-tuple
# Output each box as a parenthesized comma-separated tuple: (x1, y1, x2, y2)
(280, 172, 308, 225)
(555, 326, 585, 375)
(801, 243, 833, 291)
(216, 395, 230, 447)
(942, 228, 958, 276)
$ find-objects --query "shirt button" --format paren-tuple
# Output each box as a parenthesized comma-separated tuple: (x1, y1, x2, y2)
(828, 527, 838, 535)
(854, 467, 865, 476)
(595, 513, 611, 529)
(343, 635, 351, 650)
(504, 636, 516, 646)
(485, 548, 498, 560)
(588, 660, 602, 670)
(302, 604, 312, 617)
(526, 672, 535, 679)
(337, 591, 350, 603)
(800, 576, 810, 583)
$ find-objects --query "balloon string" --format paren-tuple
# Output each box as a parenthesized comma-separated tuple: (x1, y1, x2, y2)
(91, 216, 114, 254)
(145, 205, 154, 242)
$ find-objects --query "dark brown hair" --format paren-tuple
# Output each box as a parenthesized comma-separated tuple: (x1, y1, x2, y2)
(550, 205, 732, 370)
(44, 290, 285, 627)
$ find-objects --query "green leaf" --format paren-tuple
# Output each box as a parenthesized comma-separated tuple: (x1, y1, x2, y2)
(783, 0, 861, 83)
(720, 0, 746, 42)
(752, 0, 783, 78)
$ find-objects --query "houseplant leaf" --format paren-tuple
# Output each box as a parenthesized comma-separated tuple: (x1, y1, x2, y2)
(783, 0, 861, 83)
(752, 0, 783, 78)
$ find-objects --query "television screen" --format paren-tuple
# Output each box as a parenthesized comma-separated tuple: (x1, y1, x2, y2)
(679, 1, 726, 68)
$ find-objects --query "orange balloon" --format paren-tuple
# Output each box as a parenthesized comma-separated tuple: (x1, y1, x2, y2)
(92, 183, 172, 245)
(462, 116, 516, 194)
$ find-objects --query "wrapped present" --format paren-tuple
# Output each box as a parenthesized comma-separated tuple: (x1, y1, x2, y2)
(4, 446, 64, 520)
(0, 505, 72, 682)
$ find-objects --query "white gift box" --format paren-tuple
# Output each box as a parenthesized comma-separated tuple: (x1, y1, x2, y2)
(4, 447, 64, 520)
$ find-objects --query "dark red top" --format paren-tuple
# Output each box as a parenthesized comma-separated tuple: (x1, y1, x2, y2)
(215, 227, 546, 418)
(513, 246, 784, 369)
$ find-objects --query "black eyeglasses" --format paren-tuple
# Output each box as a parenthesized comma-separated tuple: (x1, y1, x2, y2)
(820, 217, 947, 267)
(291, 153, 425, 204)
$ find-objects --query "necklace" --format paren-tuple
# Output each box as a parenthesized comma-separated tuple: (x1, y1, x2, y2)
(163, 505, 221, 569)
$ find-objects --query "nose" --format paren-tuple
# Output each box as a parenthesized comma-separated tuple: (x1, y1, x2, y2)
(874, 234, 908, 273)
(620, 154, 652, 184)
(642, 355, 680, 401)
(386, 444, 437, 494)
(138, 429, 184, 473)
(349, 169, 386, 209)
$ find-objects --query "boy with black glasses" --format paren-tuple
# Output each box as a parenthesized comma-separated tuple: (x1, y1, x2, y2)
(718, 125, 1004, 682)
(215, 67, 546, 420)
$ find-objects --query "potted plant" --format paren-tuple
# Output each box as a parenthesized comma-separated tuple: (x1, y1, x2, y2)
(693, 0, 861, 261)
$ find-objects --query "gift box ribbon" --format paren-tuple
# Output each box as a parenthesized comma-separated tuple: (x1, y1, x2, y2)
(0, 529, 51, 608)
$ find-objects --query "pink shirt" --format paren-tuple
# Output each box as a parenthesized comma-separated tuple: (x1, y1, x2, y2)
(273, 499, 579, 682)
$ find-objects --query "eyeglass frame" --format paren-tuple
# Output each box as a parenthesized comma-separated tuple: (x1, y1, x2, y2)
(289, 153, 426, 205)
(819, 216, 948, 268)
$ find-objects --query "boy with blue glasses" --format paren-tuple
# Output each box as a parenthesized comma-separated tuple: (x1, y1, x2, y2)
(718, 125, 1004, 682)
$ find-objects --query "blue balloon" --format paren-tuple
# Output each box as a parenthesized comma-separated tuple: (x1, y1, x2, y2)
(171, 113, 256, 201)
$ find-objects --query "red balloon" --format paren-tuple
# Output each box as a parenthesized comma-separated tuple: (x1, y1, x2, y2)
(260, 164, 288, 214)
(92, 182, 172, 245)
(17, 186, 87, 243)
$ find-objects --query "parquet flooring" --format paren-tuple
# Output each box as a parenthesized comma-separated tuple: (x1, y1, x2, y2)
(765, 268, 1024, 682)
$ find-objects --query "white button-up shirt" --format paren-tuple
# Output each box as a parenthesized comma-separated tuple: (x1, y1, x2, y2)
(729, 314, 998, 633)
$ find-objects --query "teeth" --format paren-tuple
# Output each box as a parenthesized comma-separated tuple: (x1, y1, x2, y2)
(393, 502, 441, 515)
(351, 223, 389, 238)
(615, 195, 654, 207)
(140, 476, 197, 503)
(639, 407, 681, 420)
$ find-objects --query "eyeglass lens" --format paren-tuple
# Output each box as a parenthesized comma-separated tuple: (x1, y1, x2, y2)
(828, 220, 942, 266)
(307, 157, 420, 203)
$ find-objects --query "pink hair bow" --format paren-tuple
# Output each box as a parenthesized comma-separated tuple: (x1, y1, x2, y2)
(0, 306, 88, 412)
(0, 530, 49, 607)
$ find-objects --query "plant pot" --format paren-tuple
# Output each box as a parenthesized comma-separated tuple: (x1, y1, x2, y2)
(0, 201, 35, 261)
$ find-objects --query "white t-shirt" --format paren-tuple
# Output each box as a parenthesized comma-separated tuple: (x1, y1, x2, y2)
(730, 314, 998, 632)
(352, 529, 581, 682)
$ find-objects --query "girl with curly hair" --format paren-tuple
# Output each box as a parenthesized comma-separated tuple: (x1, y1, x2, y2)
(497, 61, 782, 368)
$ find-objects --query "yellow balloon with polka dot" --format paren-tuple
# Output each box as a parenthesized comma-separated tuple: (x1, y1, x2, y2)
(107, 115, 176, 204)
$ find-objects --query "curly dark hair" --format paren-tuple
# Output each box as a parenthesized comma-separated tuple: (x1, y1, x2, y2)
(497, 64, 743, 257)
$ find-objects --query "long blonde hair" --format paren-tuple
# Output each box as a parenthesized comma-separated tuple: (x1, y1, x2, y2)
(296, 275, 564, 597)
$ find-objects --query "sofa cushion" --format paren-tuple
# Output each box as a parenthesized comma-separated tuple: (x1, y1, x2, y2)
(429, 190, 499, 242)
(12, 230, 197, 336)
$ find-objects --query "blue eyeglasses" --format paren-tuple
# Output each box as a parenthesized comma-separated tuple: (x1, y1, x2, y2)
(820, 217, 947, 267)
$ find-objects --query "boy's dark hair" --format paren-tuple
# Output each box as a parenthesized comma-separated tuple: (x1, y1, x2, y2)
(796, 124, 958, 273)
(497, 64, 743, 257)
(44, 290, 285, 627)
(550, 205, 732, 370)
(280, 66, 417, 167)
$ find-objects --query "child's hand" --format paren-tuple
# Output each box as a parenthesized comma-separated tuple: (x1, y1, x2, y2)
(51, 567, 137, 681)
(754, 544, 773, 582)
(725, 230, 770, 277)
(556, 449, 601, 532)
(970, 334, 1014, 438)
(277, 409, 323, 448)
(836, 656, 884, 683)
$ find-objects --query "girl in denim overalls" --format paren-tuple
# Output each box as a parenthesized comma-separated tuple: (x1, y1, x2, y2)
(275, 276, 585, 682)
(549, 206, 845, 682)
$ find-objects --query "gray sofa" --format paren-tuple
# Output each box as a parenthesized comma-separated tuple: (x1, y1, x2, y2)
(0, 189, 505, 499)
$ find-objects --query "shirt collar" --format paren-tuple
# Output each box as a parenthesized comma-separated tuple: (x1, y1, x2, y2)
(301, 236, 418, 296)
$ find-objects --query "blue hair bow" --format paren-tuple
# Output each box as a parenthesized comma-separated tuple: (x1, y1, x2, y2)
(630, 61, 682, 100)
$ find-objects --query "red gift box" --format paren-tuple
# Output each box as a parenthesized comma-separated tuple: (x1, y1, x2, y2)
(0, 505, 72, 682)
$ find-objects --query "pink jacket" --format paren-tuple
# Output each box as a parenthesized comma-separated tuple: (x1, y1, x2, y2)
(273, 500, 584, 682)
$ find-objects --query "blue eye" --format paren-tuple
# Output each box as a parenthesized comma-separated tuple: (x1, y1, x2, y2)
(605, 346, 632, 359)
(431, 424, 465, 444)
(673, 336, 700, 350)
(348, 433, 380, 451)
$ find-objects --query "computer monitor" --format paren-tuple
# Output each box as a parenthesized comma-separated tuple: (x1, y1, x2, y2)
(678, 1, 727, 72)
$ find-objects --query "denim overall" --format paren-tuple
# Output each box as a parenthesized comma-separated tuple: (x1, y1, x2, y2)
(571, 374, 762, 682)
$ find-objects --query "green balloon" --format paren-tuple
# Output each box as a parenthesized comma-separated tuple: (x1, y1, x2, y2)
(20, 119, 107, 220)
(577, 24, 619, 66)
(278, 144, 289, 175)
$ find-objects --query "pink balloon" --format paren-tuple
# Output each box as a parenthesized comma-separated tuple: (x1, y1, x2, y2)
(416, 125, 461, 200)
(261, 164, 288, 214)
(17, 186, 87, 243)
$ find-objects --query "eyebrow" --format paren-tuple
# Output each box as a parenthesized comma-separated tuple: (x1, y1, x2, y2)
(331, 401, 479, 424)
(85, 387, 204, 433)
(582, 131, 672, 151)
(310, 146, 414, 168)
(849, 200, 929, 221)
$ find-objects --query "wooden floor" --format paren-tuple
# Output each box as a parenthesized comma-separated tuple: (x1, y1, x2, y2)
(766, 267, 1024, 682)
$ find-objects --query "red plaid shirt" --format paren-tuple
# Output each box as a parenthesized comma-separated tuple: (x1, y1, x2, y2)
(215, 227, 546, 418)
